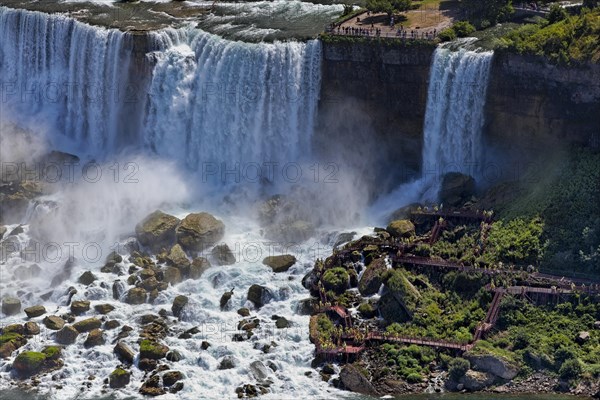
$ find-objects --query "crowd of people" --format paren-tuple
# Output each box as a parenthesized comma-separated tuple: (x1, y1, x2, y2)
(330, 24, 438, 40)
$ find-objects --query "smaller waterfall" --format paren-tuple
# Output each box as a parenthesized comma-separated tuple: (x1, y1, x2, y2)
(371, 42, 493, 219)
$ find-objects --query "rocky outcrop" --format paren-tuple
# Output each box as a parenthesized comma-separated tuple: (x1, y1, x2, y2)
(2, 297, 21, 316)
(172, 295, 188, 319)
(24, 305, 46, 318)
(109, 367, 131, 388)
(459, 370, 496, 391)
(386, 220, 415, 238)
(466, 354, 519, 380)
(247, 285, 273, 308)
(358, 258, 387, 296)
(339, 364, 379, 396)
(439, 173, 475, 207)
(211, 244, 236, 265)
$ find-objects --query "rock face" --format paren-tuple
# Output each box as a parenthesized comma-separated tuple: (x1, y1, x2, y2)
(358, 258, 387, 296)
(211, 244, 236, 265)
(467, 354, 519, 380)
(247, 285, 273, 308)
(24, 305, 46, 318)
(135, 210, 180, 252)
(176, 212, 225, 252)
(439, 172, 476, 207)
(339, 364, 379, 396)
(190, 257, 211, 279)
(2, 297, 21, 316)
(262, 255, 296, 273)
(387, 219, 416, 238)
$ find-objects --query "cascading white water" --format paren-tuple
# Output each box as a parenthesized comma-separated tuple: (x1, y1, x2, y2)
(371, 42, 493, 219)
(422, 42, 493, 182)
(144, 28, 321, 174)
(0, 6, 133, 153)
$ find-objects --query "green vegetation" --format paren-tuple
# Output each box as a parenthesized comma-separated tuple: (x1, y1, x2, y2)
(42, 346, 61, 360)
(501, 8, 600, 63)
(319, 32, 437, 48)
(380, 343, 435, 381)
(460, 0, 513, 28)
(366, 0, 412, 17)
(322, 267, 350, 294)
(485, 217, 546, 265)
(448, 357, 470, 380)
(439, 21, 476, 41)
(110, 367, 129, 377)
(0, 332, 24, 346)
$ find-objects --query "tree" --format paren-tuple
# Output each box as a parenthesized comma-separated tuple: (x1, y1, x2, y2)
(583, 0, 599, 9)
(548, 4, 568, 23)
(460, 0, 514, 27)
(366, 0, 412, 17)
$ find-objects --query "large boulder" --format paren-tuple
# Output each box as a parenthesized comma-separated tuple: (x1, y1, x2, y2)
(2, 297, 21, 316)
(211, 244, 236, 266)
(43, 316, 65, 331)
(266, 220, 315, 243)
(358, 258, 387, 296)
(459, 370, 495, 391)
(339, 364, 378, 396)
(109, 367, 131, 389)
(84, 329, 105, 347)
(70, 300, 90, 315)
(78, 271, 97, 286)
(172, 295, 189, 319)
(56, 325, 79, 345)
(176, 213, 224, 252)
(125, 288, 146, 305)
(12, 351, 47, 378)
(135, 211, 180, 253)
(262, 255, 296, 273)
(466, 354, 519, 380)
(24, 305, 46, 318)
(140, 340, 168, 360)
(218, 355, 238, 370)
(247, 285, 273, 308)
(439, 172, 475, 207)
(166, 244, 190, 272)
(114, 342, 135, 364)
(163, 267, 182, 285)
(386, 220, 415, 238)
(189, 257, 211, 279)
(73, 318, 102, 333)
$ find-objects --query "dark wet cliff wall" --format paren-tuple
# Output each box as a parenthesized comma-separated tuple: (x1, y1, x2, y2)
(315, 40, 436, 194)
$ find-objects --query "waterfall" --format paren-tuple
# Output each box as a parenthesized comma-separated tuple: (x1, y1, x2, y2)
(422, 42, 493, 182)
(371, 42, 493, 219)
(0, 6, 135, 153)
(144, 28, 322, 172)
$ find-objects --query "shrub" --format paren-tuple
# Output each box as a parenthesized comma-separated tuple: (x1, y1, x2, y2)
(438, 28, 457, 42)
(453, 21, 476, 37)
(406, 372, 423, 383)
(559, 358, 582, 380)
(548, 4, 568, 24)
(448, 357, 470, 380)
(322, 267, 349, 294)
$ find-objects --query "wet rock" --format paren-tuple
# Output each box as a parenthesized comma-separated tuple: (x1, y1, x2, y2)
(249, 361, 270, 381)
(266, 220, 315, 243)
(140, 340, 168, 360)
(211, 244, 236, 266)
(13, 264, 42, 280)
(94, 304, 115, 314)
(112, 280, 126, 300)
(2, 297, 21, 316)
(247, 285, 273, 308)
(171, 295, 188, 319)
(104, 320, 120, 330)
(218, 355, 238, 370)
(296, 298, 319, 315)
(386, 219, 415, 238)
(439, 172, 475, 207)
(166, 350, 182, 362)
(109, 367, 130, 389)
(176, 213, 225, 253)
(139, 276, 160, 292)
(460, 370, 495, 391)
(12, 351, 49, 378)
(339, 364, 378, 396)
(114, 342, 135, 364)
(2, 324, 24, 334)
(163, 370, 183, 386)
(73, 318, 102, 333)
(0, 226, 5, 239)
(237, 307, 250, 317)
(56, 325, 79, 345)
(24, 322, 40, 335)
(262, 255, 296, 273)
(125, 288, 146, 305)
(170, 382, 184, 393)
(139, 375, 166, 396)
(83, 329, 105, 348)
(0, 342, 17, 359)
(275, 317, 290, 329)
(163, 266, 182, 285)
(189, 257, 211, 279)
(200, 341, 211, 350)
(358, 257, 387, 296)
(220, 291, 233, 311)
(102, 251, 123, 273)
(24, 305, 46, 318)
(78, 271, 97, 286)
(43, 316, 65, 331)
(178, 327, 199, 340)
(167, 244, 190, 273)
(322, 364, 335, 375)
(139, 358, 158, 372)
(135, 210, 180, 253)
(70, 300, 90, 315)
